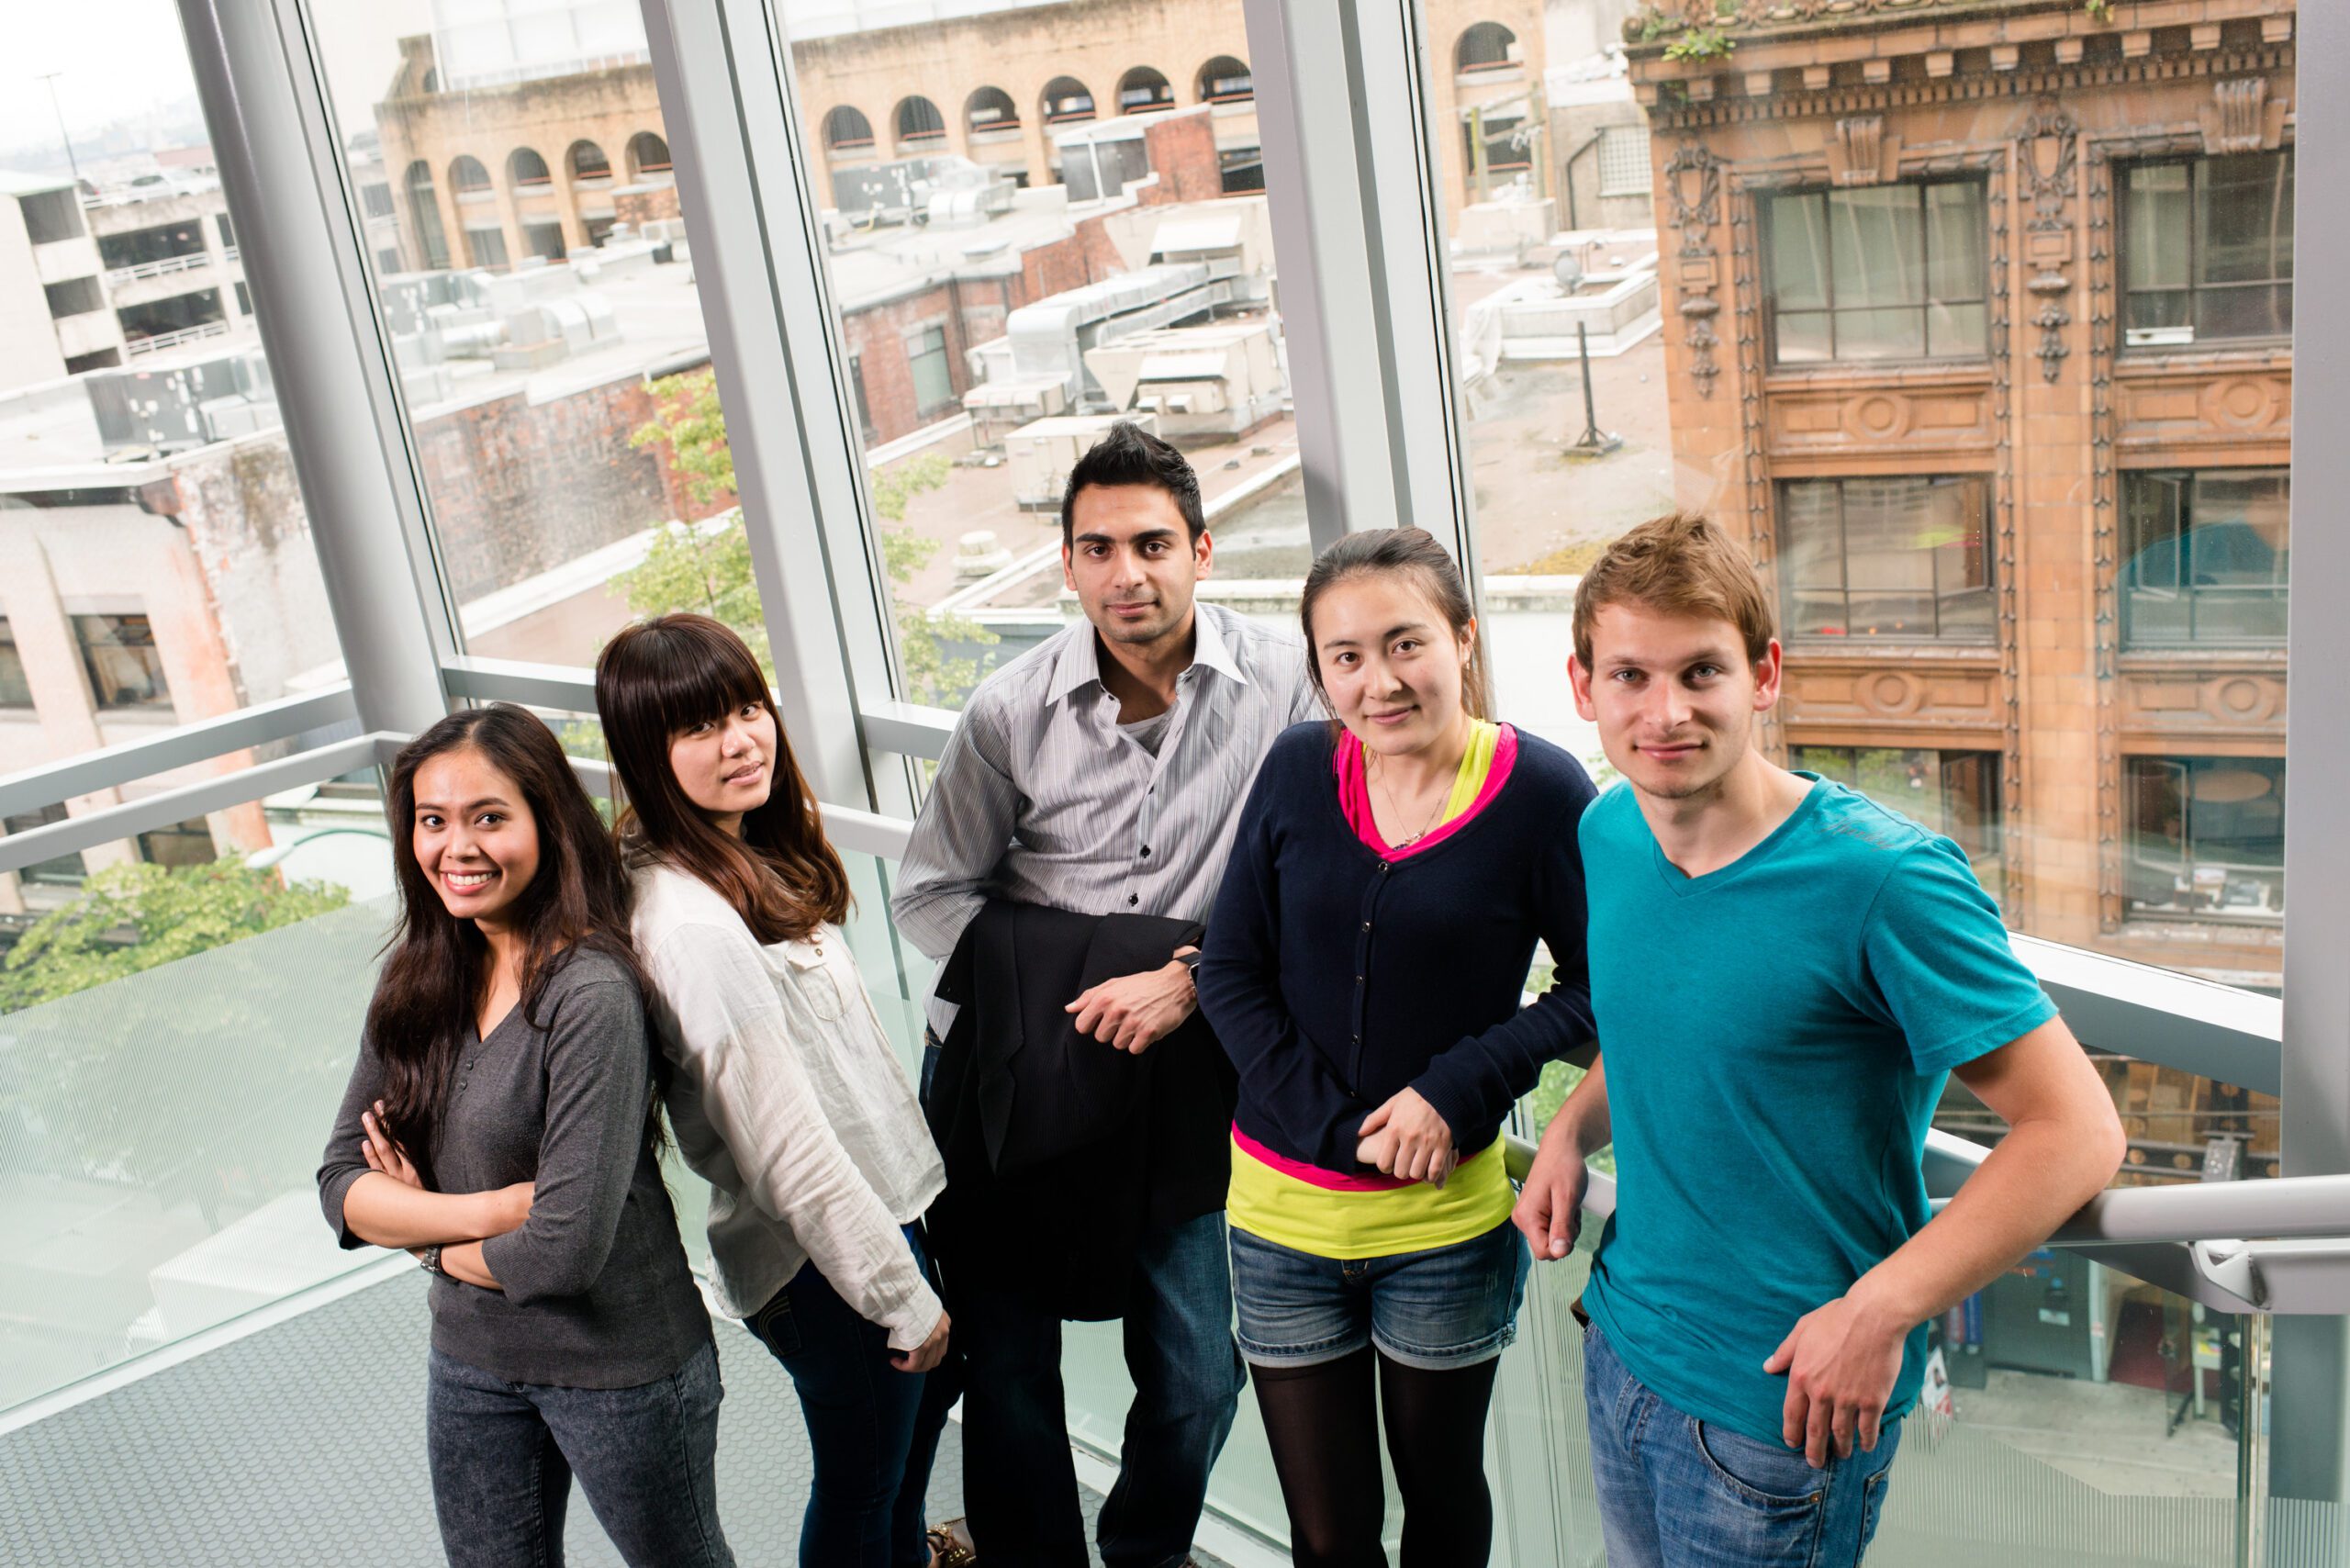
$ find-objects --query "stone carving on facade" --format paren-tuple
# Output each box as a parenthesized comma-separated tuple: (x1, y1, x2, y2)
(1664, 142, 1725, 398)
(2018, 101, 2079, 386)
(2203, 78, 2278, 155)
(1830, 116, 1895, 186)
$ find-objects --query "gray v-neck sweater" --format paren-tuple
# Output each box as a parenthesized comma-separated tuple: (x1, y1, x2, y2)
(318, 947, 711, 1388)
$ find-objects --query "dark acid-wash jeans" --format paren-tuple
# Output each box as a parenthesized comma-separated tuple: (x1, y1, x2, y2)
(424, 1338, 734, 1568)
(744, 1226, 956, 1568)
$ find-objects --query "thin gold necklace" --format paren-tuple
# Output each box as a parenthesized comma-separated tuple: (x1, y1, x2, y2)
(1371, 751, 1451, 846)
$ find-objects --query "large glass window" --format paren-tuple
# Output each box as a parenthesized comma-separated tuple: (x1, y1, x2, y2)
(1764, 182, 1988, 364)
(310, 0, 760, 681)
(1779, 476, 1992, 641)
(2122, 152, 2293, 347)
(2126, 756, 2285, 924)
(766, 0, 1311, 711)
(2121, 469, 2289, 646)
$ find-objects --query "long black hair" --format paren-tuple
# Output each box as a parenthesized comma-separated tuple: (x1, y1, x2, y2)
(595, 613, 850, 943)
(365, 704, 647, 1184)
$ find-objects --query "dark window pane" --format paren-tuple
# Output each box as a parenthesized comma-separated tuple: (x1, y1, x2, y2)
(73, 613, 170, 709)
(1778, 482, 1844, 589)
(4, 804, 86, 887)
(0, 620, 31, 706)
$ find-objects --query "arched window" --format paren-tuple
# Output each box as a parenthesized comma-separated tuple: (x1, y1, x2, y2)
(823, 106, 875, 152)
(1117, 67, 1173, 115)
(1457, 21, 1517, 73)
(628, 132, 672, 178)
(449, 155, 491, 194)
(1040, 76, 1096, 126)
(966, 86, 1018, 133)
(567, 140, 610, 181)
(895, 95, 947, 149)
(508, 147, 551, 188)
(1197, 55, 1252, 104)
(403, 159, 450, 271)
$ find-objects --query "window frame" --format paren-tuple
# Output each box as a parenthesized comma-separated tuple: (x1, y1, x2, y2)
(2124, 754, 2287, 925)
(2120, 466, 2291, 649)
(1776, 474, 1997, 644)
(1759, 176, 1992, 367)
(2119, 150, 2295, 353)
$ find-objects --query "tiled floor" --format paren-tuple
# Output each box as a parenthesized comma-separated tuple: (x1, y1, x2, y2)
(0, 1270, 1233, 1567)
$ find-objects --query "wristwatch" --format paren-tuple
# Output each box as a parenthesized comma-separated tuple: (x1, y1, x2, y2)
(420, 1243, 445, 1277)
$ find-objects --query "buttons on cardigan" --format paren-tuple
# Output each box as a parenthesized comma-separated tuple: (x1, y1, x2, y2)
(1361, 921, 1371, 932)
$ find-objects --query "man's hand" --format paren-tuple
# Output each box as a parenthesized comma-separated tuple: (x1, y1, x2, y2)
(893, 1310, 951, 1374)
(1762, 1288, 1908, 1467)
(1512, 1123, 1590, 1261)
(1356, 1087, 1454, 1185)
(1065, 949, 1197, 1054)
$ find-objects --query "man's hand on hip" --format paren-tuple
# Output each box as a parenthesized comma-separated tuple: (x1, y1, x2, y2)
(1066, 948, 1197, 1054)
(1762, 1287, 1908, 1467)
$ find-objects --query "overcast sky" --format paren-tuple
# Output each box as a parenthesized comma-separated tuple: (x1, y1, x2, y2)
(3, 0, 431, 166)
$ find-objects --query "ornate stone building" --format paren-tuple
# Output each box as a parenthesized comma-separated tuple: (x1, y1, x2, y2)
(1625, 0, 2294, 989)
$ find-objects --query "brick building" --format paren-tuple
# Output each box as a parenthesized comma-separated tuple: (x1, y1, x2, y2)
(1625, 0, 2293, 988)
(372, 0, 1549, 275)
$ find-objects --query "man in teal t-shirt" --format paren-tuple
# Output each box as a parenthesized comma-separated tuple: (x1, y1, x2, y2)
(1516, 513, 2127, 1567)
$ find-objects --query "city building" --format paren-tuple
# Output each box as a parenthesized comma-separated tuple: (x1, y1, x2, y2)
(369, 0, 1553, 276)
(0, 174, 123, 389)
(83, 167, 258, 360)
(1624, 0, 2294, 993)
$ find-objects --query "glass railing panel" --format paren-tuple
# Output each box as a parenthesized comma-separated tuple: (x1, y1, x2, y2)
(0, 780, 394, 1412)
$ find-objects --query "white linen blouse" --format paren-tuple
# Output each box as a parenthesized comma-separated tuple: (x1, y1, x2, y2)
(631, 859, 946, 1350)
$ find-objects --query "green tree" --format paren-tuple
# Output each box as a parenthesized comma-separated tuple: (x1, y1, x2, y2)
(627, 370, 997, 709)
(0, 857, 351, 1014)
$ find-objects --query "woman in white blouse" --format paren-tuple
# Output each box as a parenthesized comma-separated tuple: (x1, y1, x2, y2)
(595, 613, 952, 1568)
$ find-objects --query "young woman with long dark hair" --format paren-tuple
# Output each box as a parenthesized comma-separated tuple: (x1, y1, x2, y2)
(317, 704, 731, 1568)
(594, 613, 952, 1568)
(1195, 529, 1598, 1566)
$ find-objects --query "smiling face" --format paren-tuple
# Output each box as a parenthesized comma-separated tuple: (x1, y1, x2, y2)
(1310, 572, 1477, 761)
(411, 746, 542, 931)
(1569, 601, 1783, 804)
(666, 696, 779, 836)
(1062, 483, 1211, 652)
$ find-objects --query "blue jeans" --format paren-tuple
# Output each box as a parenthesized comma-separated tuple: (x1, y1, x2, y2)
(425, 1339, 734, 1568)
(1582, 1319, 1900, 1568)
(1229, 1217, 1529, 1370)
(744, 1227, 953, 1568)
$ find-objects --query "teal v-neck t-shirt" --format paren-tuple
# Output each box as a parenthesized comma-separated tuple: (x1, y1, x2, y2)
(1579, 773, 2057, 1446)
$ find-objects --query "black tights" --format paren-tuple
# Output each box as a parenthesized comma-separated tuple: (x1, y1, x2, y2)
(1249, 1347, 1504, 1568)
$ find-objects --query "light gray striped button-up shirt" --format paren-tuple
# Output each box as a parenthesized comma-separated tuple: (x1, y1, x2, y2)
(893, 602, 1322, 1033)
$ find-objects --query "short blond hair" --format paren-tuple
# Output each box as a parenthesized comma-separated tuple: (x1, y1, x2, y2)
(1572, 512, 1774, 671)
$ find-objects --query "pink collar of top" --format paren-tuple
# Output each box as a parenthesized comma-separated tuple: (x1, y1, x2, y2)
(1334, 722, 1518, 860)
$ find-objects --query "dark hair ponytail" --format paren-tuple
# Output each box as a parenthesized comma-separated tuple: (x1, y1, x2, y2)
(366, 704, 647, 1184)
(1299, 528, 1492, 720)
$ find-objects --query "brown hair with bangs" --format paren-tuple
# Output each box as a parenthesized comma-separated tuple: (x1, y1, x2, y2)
(1572, 512, 1775, 672)
(594, 613, 849, 943)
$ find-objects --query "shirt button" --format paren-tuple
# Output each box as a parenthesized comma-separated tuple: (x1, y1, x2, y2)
(1127, 894, 1139, 906)
(1140, 846, 1151, 858)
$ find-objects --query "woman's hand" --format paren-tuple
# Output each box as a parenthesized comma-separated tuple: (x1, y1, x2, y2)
(362, 1103, 422, 1188)
(892, 1310, 951, 1374)
(1356, 1088, 1455, 1187)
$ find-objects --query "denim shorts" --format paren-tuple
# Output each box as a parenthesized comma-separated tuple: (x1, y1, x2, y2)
(1228, 1218, 1530, 1372)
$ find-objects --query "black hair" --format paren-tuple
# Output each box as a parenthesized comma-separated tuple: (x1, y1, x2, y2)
(1059, 420, 1206, 547)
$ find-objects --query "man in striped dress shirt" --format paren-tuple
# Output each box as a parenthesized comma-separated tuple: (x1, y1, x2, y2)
(893, 422, 1319, 1568)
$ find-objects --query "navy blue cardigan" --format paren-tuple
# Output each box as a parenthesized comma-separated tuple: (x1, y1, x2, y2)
(1197, 721, 1598, 1174)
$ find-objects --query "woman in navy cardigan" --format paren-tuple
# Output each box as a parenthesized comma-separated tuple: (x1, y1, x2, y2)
(1197, 528, 1597, 1567)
